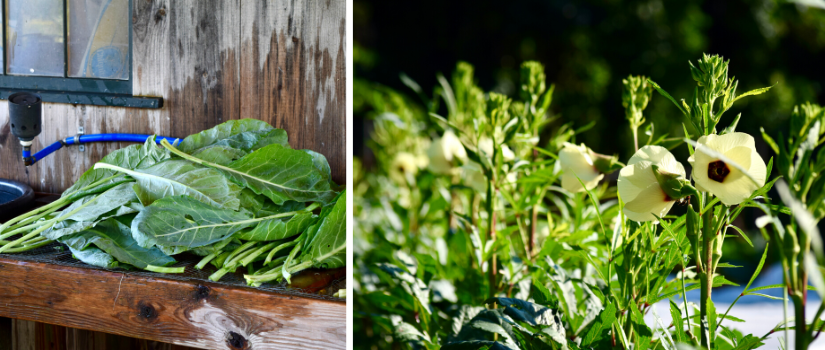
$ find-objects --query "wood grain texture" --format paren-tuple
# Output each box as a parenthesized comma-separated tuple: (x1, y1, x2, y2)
(0, 0, 346, 190)
(11, 319, 35, 350)
(240, 0, 346, 185)
(0, 257, 346, 350)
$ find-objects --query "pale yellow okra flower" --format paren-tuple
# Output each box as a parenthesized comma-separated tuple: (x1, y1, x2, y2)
(618, 145, 686, 222)
(688, 132, 767, 206)
(559, 142, 604, 193)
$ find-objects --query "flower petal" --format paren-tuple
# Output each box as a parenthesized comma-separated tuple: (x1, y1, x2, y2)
(624, 183, 675, 222)
(629, 145, 670, 166)
(702, 132, 756, 154)
(618, 161, 657, 202)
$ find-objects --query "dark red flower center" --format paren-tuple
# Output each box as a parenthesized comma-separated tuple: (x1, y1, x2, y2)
(707, 160, 730, 183)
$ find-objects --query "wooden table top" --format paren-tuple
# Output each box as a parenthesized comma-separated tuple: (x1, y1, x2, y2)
(0, 194, 346, 350)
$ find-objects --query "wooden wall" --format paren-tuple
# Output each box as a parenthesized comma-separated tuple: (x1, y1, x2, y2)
(0, 0, 346, 192)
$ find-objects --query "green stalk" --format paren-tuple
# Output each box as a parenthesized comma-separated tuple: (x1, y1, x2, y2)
(0, 221, 48, 241)
(2, 239, 53, 253)
(486, 181, 498, 300)
(0, 192, 105, 254)
(244, 263, 286, 283)
(240, 241, 279, 267)
(226, 245, 259, 267)
(222, 241, 257, 267)
(209, 267, 232, 281)
(145, 265, 185, 273)
(265, 241, 298, 265)
(0, 174, 121, 235)
(0, 198, 68, 233)
(699, 194, 714, 349)
(195, 251, 220, 270)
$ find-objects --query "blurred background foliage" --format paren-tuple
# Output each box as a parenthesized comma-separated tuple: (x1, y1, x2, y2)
(354, 0, 825, 165)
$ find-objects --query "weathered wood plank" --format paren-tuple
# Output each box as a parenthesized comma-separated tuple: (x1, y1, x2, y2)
(166, 0, 241, 138)
(66, 329, 108, 350)
(0, 0, 345, 192)
(240, 0, 346, 185)
(0, 257, 345, 350)
(11, 319, 35, 350)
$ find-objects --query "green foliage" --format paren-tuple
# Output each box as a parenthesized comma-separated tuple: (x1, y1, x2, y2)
(0, 120, 343, 286)
(355, 57, 795, 350)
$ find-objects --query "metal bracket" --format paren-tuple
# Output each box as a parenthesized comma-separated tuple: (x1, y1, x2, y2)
(77, 126, 85, 152)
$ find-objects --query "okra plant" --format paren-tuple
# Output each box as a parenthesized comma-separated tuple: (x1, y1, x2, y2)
(355, 54, 818, 349)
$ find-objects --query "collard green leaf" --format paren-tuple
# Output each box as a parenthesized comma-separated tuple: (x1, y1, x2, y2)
(302, 191, 346, 268)
(64, 137, 171, 199)
(208, 128, 288, 152)
(131, 195, 255, 248)
(172, 142, 336, 205)
(258, 200, 306, 218)
(68, 245, 117, 269)
(304, 149, 333, 182)
(43, 184, 140, 241)
(63, 183, 137, 223)
(178, 119, 285, 153)
(190, 145, 248, 165)
(60, 218, 175, 269)
(98, 159, 242, 210)
(236, 212, 316, 241)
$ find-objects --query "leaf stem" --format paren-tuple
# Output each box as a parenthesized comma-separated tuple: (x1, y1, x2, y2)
(145, 265, 185, 273)
(0, 192, 105, 254)
(265, 241, 298, 265)
(195, 251, 219, 270)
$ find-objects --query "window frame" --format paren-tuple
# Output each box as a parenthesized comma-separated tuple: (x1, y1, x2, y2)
(0, 0, 161, 108)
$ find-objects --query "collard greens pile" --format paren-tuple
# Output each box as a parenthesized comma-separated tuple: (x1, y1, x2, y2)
(0, 119, 345, 287)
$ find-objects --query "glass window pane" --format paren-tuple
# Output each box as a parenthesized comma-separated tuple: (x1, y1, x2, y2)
(68, 0, 129, 80)
(5, 0, 65, 77)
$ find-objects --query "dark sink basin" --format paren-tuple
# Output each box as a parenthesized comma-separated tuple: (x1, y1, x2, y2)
(0, 179, 34, 222)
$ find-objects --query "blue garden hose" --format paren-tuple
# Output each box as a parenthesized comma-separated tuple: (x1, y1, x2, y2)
(24, 134, 179, 166)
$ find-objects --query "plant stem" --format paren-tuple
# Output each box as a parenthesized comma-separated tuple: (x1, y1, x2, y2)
(265, 241, 298, 265)
(239, 242, 279, 267)
(0, 197, 67, 233)
(699, 195, 715, 349)
(0, 174, 121, 235)
(793, 292, 808, 350)
(529, 148, 539, 262)
(0, 221, 48, 241)
(145, 265, 185, 273)
(487, 184, 498, 300)
(209, 267, 231, 281)
(195, 252, 219, 270)
(223, 241, 257, 267)
(0, 192, 104, 254)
